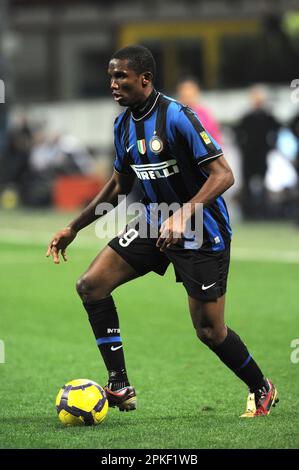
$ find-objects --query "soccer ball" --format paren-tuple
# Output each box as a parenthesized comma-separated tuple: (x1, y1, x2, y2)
(56, 379, 108, 426)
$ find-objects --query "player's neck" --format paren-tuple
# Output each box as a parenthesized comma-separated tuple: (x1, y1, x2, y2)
(131, 88, 158, 120)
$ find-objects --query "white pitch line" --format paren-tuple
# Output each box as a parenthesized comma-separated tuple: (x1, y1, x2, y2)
(0, 228, 104, 248)
(0, 229, 299, 264)
(232, 248, 299, 264)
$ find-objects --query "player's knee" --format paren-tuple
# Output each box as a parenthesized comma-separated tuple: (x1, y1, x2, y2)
(76, 276, 91, 299)
(196, 326, 225, 348)
(196, 326, 212, 345)
(76, 274, 112, 302)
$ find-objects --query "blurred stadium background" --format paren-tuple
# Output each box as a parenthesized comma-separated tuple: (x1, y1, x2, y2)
(1, 0, 299, 449)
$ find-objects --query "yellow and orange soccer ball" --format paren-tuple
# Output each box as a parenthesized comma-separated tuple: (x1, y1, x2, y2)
(56, 379, 108, 426)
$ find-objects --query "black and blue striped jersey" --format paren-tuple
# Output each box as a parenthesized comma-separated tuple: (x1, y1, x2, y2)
(113, 91, 232, 252)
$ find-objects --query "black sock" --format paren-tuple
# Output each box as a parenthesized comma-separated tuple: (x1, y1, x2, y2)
(83, 296, 130, 390)
(211, 328, 267, 392)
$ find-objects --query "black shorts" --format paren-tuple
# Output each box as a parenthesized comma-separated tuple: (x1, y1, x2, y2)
(108, 224, 230, 301)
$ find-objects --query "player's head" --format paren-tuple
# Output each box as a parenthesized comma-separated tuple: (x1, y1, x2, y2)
(108, 45, 156, 108)
(176, 77, 201, 107)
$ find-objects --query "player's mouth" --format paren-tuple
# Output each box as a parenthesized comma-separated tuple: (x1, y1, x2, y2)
(112, 92, 124, 102)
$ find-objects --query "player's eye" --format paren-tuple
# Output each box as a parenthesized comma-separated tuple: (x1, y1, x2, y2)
(115, 72, 126, 79)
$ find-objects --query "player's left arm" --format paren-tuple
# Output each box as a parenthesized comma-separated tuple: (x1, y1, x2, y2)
(157, 106, 234, 250)
(187, 154, 234, 206)
(156, 155, 234, 251)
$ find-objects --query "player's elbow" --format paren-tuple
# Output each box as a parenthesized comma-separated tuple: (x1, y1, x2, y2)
(214, 168, 234, 193)
(225, 168, 235, 190)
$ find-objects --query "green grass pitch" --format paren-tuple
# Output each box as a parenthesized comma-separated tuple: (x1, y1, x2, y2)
(0, 210, 299, 449)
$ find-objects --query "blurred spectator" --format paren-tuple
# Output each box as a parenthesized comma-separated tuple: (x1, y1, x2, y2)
(289, 113, 299, 225)
(266, 126, 298, 194)
(21, 127, 92, 207)
(176, 77, 222, 144)
(289, 113, 299, 166)
(29, 129, 91, 176)
(265, 127, 298, 219)
(0, 115, 32, 187)
(234, 85, 280, 219)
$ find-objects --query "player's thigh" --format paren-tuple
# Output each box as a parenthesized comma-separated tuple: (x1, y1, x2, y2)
(188, 294, 226, 331)
(78, 245, 140, 294)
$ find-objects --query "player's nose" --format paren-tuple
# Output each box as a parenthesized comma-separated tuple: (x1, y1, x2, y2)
(110, 79, 119, 90)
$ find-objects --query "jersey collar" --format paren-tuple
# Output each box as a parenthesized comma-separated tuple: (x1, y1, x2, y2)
(131, 89, 160, 121)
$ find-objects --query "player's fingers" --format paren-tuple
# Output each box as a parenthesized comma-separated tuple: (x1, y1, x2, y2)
(167, 237, 179, 248)
(46, 245, 52, 257)
(52, 246, 60, 264)
(160, 235, 173, 252)
(156, 234, 168, 248)
(46, 238, 57, 254)
(156, 236, 162, 248)
(156, 225, 170, 247)
(156, 233, 164, 248)
(61, 249, 68, 262)
(46, 238, 57, 257)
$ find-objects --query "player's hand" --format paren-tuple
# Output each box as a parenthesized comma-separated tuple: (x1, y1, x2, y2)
(46, 227, 77, 264)
(156, 210, 186, 252)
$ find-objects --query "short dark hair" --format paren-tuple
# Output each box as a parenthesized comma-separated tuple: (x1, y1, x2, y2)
(111, 45, 156, 81)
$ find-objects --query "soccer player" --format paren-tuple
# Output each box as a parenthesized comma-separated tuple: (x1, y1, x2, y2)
(47, 45, 278, 417)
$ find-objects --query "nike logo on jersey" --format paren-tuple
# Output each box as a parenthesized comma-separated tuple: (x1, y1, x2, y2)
(126, 144, 135, 153)
(111, 345, 123, 351)
(202, 282, 216, 290)
(131, 159, 179, 180)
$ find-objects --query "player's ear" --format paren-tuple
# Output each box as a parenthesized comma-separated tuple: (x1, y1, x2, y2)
(142, 72, 153, 87)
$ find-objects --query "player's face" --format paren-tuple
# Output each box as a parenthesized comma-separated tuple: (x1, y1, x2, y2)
(108, 59, 148, 108)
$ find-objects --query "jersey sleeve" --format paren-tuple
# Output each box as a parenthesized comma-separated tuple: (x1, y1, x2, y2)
(175, 106, 223, 167)
(113, 116, 134, 175)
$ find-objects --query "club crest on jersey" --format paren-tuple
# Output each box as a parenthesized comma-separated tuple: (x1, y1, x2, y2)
(137, 139, 146, 155)
(149, 135, 163, 154)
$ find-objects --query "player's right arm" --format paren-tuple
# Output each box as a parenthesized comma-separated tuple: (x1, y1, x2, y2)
(46, 170, 135, 264)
